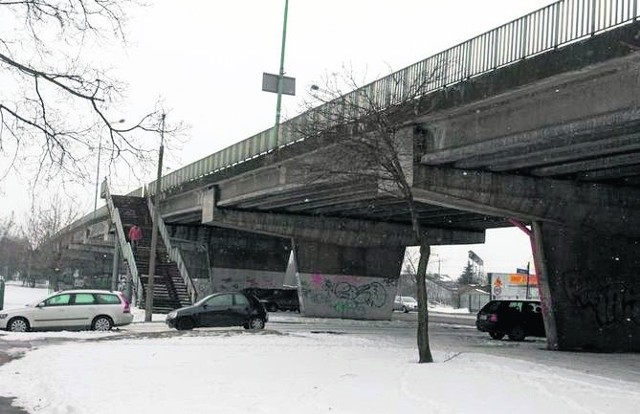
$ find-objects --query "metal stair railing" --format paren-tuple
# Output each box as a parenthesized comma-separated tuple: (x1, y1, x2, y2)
(148, 198, 198, 304)
(104, 183, 143, 304)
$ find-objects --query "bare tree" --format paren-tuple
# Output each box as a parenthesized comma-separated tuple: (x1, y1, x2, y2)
(0, 0, 181, 191)
(0, 214, 30, 279)
(19, 195, 80, 285)
(0, 214, 16, 242)
(291, 67, 444, 363)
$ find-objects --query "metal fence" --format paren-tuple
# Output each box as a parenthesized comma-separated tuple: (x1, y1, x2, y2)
(139, 0, 639, 196)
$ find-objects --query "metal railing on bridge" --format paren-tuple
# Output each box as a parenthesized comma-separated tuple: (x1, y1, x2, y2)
(138, 0, 640, 196)
(104, 183, 143, 304)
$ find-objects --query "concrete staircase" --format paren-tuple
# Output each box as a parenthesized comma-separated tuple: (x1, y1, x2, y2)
(111, 195, 191, 313)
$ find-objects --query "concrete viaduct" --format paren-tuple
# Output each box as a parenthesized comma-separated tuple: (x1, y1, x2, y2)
(53, 0, 640, 352)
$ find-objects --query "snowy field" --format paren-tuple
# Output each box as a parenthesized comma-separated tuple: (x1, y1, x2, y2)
(2, 282, 51, 309)
(1, 282, 639, 414)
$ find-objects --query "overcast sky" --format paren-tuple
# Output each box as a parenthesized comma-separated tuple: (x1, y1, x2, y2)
(1, 0, 556, 276)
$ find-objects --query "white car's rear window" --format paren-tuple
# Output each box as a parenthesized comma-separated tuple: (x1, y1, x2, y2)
(95, 294, 121, 304)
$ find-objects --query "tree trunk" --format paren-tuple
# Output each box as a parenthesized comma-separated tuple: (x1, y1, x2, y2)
(416, 242, 434, 363)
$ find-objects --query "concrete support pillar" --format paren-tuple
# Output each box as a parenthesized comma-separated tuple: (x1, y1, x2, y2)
(206, 227, 292, 292)
(294, 240, 405, 320)
(533, 222, 640, 351)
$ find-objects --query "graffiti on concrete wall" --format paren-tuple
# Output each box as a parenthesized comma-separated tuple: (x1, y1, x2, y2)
(218, 277, 241, 292)
(301, 273, 396, 317)
(563, 277, 640, 329)
(212, 269, 283, 292)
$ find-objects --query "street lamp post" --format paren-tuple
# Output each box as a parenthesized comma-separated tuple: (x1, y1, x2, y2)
(272, 0, 290, 147)
(145, 113, 166, 322)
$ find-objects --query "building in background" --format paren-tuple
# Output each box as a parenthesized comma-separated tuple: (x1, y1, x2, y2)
(457, 286, 490, 312)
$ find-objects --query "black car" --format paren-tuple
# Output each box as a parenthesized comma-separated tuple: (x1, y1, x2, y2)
(476, 300, 545, 341)
(242, 287, 300, 312)
(165, 291, 268, 331)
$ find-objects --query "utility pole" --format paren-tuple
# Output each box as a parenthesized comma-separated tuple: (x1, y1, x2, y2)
(145, 113, 165, 322)
(93, 137, 102, 220)
(110, 235, 120, 292)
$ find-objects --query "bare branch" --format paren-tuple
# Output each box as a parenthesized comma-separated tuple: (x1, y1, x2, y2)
(0, 0, 185, 198)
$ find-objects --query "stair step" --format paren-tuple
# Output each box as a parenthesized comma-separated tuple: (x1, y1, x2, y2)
(110, 194, 194, 310)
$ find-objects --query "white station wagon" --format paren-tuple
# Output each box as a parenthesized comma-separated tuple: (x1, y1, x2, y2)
(0, 289, 133, 332)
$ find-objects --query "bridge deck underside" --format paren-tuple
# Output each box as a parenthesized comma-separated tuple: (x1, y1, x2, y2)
(231, 192, 506, 232)
(165, 178, 505, 232)
(420, 109, 640, 188)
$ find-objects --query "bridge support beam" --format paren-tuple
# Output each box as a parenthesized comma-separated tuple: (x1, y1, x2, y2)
(533, 222, 640, 352)
(203, 188, 484, 246)
(293, 240, 404, 320)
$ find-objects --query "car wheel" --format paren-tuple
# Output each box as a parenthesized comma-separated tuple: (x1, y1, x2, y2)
(489, 331, 505, 340)
(177, 317, 194, 331)
(508, 326, 526, 341)
(245, 317, 265, 330)
(7, 317, 30, 332)
(92, 316, 113, 331)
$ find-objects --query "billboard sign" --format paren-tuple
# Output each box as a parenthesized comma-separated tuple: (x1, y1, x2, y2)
(490, 272, 539, 300)
(468, 250, 483, 265)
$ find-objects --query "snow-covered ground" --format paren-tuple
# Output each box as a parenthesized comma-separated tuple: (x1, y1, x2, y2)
(1, 282, 639, 413)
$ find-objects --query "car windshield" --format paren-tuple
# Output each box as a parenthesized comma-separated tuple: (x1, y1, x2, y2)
(402, 297, 417, 304)
(194, 294, 216, 306)
(26, 295, 50, 307)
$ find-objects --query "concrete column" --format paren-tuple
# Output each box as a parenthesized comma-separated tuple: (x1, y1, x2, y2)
(533, 222, 640, 351)
(294, 240, 404, 320)
(206, 227, 292, 292)
(167, 224, 292, 295)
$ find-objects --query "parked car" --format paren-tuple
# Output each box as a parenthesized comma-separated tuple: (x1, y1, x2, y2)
(166, 291, 268, 330)
(242, 287, 300, 312)
(476, 299, 545, 341)
(0, 290, 133, 332)
(394, 296, 418, 313)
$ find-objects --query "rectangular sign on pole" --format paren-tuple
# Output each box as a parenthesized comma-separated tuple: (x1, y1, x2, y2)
(262, 72, 296, 96)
